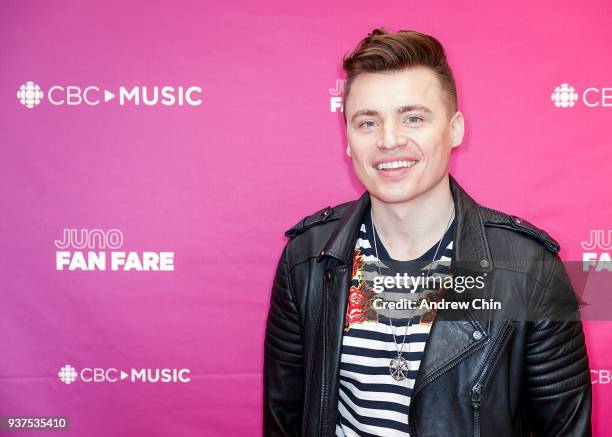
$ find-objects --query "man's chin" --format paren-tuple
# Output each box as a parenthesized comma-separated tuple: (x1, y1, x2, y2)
(368, 188, 419, 205)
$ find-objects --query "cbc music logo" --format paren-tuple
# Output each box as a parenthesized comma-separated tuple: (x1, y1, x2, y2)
(581, 229, 612, 272)
(58, 364, 191, 384)
(551, 82, 612, 108)
(329, 78, 346, 113)
(55, 228, 174, 271)
(591, 369, 612, 385)
(17, 80, 203, 109)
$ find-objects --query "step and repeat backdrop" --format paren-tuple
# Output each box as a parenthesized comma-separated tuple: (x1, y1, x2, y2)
(1, 0, 611, 435)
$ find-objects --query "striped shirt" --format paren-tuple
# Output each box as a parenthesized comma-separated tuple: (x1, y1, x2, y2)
(335, 206, 455, 437)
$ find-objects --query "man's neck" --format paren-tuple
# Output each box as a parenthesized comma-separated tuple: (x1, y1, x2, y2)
(370, 174, 455, 261)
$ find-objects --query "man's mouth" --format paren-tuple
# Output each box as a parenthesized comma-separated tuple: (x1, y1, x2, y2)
(375, 160, 418, 170)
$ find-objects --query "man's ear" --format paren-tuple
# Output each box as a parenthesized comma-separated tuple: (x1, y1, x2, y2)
(346, 142, 352, 157)
(450, 111, 465, 149)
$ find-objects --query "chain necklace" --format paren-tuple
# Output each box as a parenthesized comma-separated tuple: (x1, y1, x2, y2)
(370, 204, 455, 381)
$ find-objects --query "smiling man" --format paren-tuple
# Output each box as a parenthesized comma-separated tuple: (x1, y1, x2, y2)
(263, 28, 591, 437)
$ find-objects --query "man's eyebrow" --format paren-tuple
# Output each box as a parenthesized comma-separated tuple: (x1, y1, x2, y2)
(350, 105, 433, 122)
(398, 105, 433, 114)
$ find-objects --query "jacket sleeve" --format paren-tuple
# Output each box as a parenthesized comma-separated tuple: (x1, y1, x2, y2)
(523, 252, 592, 436)
(263, 244, 304, 437)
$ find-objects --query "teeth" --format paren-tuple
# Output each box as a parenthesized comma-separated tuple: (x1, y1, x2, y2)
(376, 160, 417, 170)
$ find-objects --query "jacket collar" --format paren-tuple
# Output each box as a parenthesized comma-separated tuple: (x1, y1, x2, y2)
(317, 173, 494, 273)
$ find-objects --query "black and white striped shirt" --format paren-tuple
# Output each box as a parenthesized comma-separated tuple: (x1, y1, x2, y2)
(335, 206, 455, 437)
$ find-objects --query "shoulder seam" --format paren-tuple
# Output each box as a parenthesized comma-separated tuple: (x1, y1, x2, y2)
(478, 205, 561, 253)
(284, 200, 353, 238)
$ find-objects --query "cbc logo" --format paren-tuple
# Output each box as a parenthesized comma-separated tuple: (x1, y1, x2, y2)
(58, 364, 78, 384)
(551, 82, 612, 108)
(551, 83, 579, 108)
(58, 364, 191, 384)
(17, 81, 203, 108)
(17, 81, 44, 109)
(591, 369, 612, 384)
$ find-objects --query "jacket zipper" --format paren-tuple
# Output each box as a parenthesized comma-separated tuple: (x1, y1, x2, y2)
(302, 298, 324, 436)
(469, 322, 514, 437)
(408, 332, 490, 436)
(471, 382, 482, 437)
(319, 270, 329, 437)
(320, 265, 349, 436)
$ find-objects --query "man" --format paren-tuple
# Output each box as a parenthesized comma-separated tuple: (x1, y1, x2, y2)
(263, 28, 591, 437)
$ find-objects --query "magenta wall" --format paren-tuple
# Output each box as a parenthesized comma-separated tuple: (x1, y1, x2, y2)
(1, 0, 611, 435)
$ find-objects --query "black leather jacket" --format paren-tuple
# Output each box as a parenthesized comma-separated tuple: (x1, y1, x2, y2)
(263, 174, 591, 437)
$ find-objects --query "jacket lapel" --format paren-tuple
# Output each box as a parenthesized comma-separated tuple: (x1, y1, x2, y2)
(411, 174, 495, 395)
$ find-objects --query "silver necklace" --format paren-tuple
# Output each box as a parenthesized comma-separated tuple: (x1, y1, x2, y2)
(370, 204, 455, 381)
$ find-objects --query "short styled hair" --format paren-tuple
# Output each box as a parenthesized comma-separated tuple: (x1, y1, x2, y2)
(342, 27, 458, 123)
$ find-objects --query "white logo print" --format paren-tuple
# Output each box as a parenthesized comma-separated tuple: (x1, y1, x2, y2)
(58, 365, 78, 384)
(551, 83, 579, 108)
(17, 81, 44, 108)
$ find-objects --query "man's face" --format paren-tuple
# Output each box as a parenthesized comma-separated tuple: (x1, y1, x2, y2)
(345, 66, 464, 204)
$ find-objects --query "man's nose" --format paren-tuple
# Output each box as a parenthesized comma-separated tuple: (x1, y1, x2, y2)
(377, 121, 407, 149)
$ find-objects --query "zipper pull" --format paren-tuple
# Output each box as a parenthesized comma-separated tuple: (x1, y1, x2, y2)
(471, 382, 482, 407)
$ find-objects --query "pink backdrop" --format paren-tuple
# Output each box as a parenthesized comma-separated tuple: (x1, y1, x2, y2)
(1, 0, 611, 435)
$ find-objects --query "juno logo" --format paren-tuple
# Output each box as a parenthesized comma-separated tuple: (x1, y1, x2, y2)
(329, 78, 346, 113)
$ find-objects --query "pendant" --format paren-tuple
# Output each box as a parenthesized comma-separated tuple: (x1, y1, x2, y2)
(389, 355, 409, 381)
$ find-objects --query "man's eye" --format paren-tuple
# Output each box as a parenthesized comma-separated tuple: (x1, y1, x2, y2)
(405, 116, 423, 124)
(359, 120, 377, 128)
